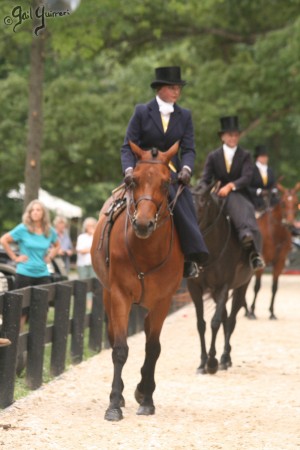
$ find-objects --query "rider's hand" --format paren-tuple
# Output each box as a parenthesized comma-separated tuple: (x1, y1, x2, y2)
(178, 167, 191, 185)
(124, 168, 133, 186)
(218, 182, 235, 197)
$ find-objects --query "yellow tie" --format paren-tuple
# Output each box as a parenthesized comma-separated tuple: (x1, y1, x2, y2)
(224, 155, 231, 173)
(161, 114, 169, 133)
(261, 172, 268, 186)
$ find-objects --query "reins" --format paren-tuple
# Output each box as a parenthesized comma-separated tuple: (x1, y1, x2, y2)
(124, 210, 175, 304)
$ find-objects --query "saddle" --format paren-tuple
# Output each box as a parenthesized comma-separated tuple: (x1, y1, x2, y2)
(100, 189, 127, 266)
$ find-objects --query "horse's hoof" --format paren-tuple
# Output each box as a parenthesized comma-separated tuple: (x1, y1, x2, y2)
(219, 362, 228, 371)
(134, 387, 144, 405)
(196, 366, 207, 375)
(270, 313, 277, 320)
(248, 312, 257, 320)
(219, 358, 232, 370)
(207, 358, 218, 374)
(104, 407, 123, 421)
(136, 405, 155, 416)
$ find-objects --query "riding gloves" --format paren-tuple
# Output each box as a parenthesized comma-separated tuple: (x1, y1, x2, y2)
(124, 168, 133, 186)
(178, 167, 191, 185)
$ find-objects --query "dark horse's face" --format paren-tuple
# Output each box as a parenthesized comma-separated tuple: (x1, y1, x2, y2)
(129, 141, 179, 239)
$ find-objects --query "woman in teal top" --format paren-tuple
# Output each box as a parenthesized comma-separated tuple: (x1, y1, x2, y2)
(0, 199, 60, 288)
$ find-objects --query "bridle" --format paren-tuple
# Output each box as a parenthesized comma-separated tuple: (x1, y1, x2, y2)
(126, 159, 172, 230)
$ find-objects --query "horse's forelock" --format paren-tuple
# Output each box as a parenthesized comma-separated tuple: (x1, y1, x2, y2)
(151, 147, 159, 158)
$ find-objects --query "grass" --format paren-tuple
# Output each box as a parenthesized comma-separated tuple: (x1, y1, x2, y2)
(14, 329, 101, 401)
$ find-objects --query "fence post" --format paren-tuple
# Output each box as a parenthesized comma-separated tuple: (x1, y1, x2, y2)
(71, 280, 87, 364)
(89, 278, 103, 352)
(50, 284, 72, 377)
(26, 287, 49, 390)
(0, 292, 23, 408)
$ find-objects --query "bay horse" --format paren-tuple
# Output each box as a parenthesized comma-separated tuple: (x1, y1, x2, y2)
(91, 141, 183, 421)
(246, 182, 300, 320)
(187, 183, 252, 374)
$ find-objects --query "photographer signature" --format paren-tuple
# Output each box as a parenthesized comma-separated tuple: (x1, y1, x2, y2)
(4, 5, 70, 35)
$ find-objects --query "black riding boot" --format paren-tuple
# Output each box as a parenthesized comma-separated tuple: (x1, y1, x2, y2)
(241, 234, 265, 272)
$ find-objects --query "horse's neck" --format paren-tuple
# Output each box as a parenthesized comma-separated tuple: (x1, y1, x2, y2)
(199, 198, 228, 236)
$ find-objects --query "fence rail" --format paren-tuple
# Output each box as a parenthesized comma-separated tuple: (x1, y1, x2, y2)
(0, 278, 188, 409)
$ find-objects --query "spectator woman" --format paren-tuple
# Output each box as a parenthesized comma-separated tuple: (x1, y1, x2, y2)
(53, 215, 73, 273)
(0, 199, 60, 328)
(0, 199, 60, 288)
(76, 217, 97, 279)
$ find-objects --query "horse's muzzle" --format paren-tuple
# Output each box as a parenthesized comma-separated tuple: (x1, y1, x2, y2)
(132, 219, 155, 239)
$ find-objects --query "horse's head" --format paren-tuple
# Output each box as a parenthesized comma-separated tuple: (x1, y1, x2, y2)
(192, 180, 220, 228)
(128, 141, 179, 239)
(277, 182, 300, 226)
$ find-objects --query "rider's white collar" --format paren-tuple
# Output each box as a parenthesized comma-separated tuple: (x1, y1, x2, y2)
(156, 96, 174, 116)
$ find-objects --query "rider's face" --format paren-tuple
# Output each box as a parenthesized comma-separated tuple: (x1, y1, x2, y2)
(157, 85, 182, 103)
(221, 131, 240, 148)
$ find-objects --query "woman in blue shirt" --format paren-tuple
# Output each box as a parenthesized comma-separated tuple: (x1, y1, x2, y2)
(0, 199, 60, 289)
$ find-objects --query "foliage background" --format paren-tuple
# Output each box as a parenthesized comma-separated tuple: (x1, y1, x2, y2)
(0, 0, 299, 231)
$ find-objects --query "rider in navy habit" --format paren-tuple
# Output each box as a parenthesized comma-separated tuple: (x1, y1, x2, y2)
(248, 145, 279, 211)
(200, 116, 265, 272)
(121, 66, 209, 278)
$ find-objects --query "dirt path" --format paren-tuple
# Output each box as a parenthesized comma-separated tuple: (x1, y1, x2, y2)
(0, 275, 299, 450)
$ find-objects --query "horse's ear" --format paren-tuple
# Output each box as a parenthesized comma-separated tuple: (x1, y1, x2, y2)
(129, 141, 143, 159)
(294, 182, 300, 192)
(164, 141, 179, 162)
(277, 182, 285, 193)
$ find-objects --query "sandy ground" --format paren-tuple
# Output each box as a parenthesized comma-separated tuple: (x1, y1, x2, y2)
(0, 274, 299, 450)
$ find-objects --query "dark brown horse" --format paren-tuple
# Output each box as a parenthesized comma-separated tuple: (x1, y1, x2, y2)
(246, 182, 300, 320)
(187, 183, 252, 374)
(91, 141, 183, 421)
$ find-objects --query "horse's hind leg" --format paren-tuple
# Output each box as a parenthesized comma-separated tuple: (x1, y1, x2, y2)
(135, 302, 169, 416)
(187, 281, 207, 374)
(249, 274, 262, 319)
(104, 289, 130, 421)
(220, 283, 249, 369)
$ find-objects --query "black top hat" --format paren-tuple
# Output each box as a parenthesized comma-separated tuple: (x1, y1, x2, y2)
(254, 145, 268, 159)
(219, 116, 240, 134)
(150, 66, 186, 89)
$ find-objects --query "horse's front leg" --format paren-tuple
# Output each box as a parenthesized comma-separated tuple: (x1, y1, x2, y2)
(207, 286, 229, 374)
(104, 289, 130, 421)
(220, 283, 249, 369)
(135, 302, 170, 416)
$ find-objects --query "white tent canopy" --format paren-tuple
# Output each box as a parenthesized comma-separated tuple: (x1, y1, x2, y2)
(8, 184, 83, 219)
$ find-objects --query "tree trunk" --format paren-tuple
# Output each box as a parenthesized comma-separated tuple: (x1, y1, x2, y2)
(24, 0, 46, 209)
